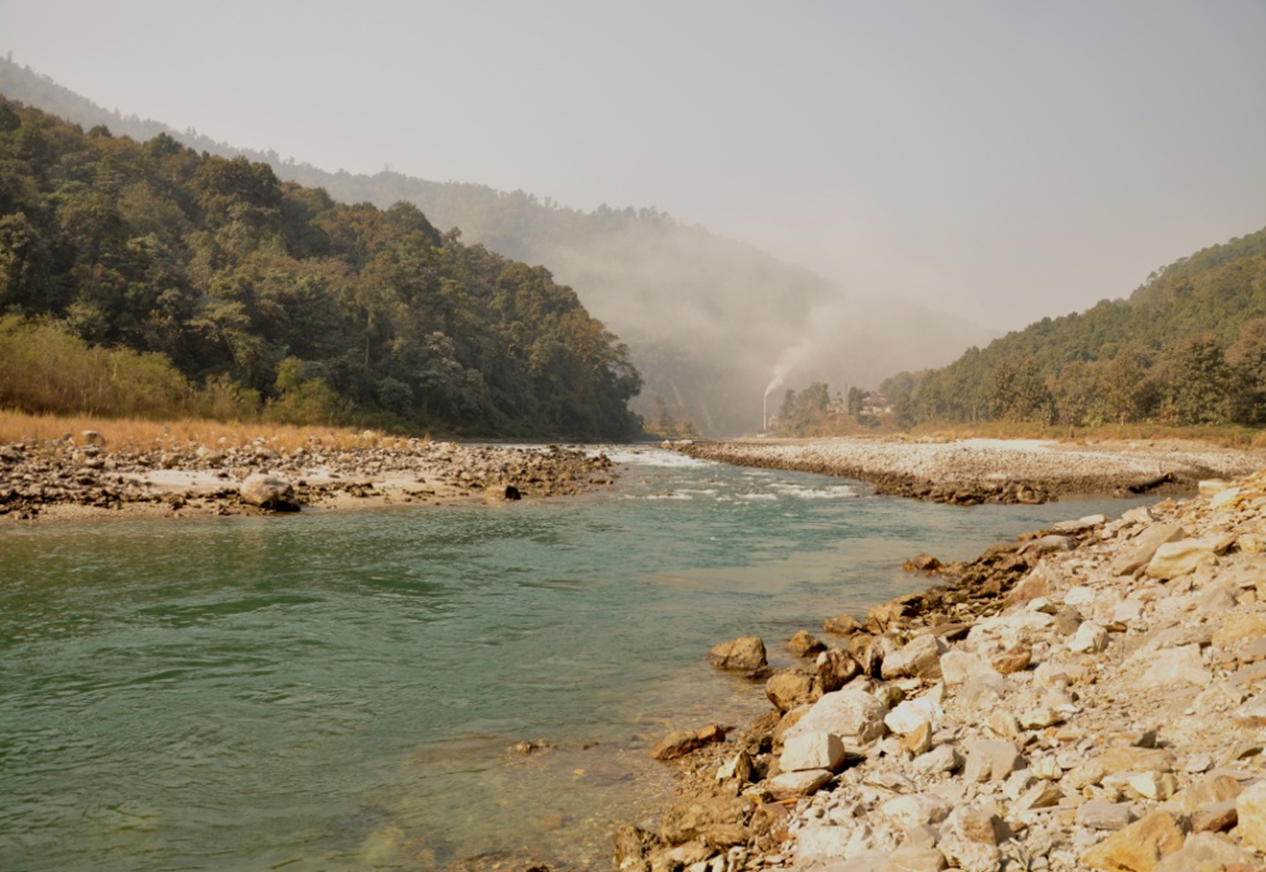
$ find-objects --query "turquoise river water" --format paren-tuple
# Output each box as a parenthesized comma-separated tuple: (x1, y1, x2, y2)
(0, 447, 1153, 871)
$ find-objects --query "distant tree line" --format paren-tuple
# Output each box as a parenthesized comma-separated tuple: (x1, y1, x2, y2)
(871, 228, 1266, 430)
(0, 97, 642, 438)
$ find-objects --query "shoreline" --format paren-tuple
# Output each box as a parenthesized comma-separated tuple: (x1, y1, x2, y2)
(675, 436, 1264, 505)
(627, 457, 1266, 872)
(0, 433, 618, 522)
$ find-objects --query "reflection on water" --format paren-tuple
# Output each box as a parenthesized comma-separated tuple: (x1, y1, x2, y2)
(0, 447, 1154, 870)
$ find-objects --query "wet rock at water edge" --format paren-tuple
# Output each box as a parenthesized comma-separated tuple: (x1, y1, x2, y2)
(239, 473, 300, 511)
(708, 636, 768, 672)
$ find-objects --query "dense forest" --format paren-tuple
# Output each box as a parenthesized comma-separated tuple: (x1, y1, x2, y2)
(0, 96, 643, 438)
(0, 57, 995, 435)
(869, 228, 1266, 430)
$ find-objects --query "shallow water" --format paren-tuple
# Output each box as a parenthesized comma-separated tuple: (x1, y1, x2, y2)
(0, 447, 1152, 871)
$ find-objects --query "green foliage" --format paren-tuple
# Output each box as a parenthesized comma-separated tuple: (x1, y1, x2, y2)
(0, 97, 642, 439)
(896, 228, 1266, 429)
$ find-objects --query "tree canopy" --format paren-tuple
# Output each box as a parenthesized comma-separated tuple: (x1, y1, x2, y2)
(0, 97, 642, 438)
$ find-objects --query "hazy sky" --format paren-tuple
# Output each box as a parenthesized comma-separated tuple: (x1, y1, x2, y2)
(3, 0, 1264, 332)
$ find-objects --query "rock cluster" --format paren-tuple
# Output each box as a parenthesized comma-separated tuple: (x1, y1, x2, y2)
(631, 469, 1266, 872)
(679, 438, 1262, 505)
(0, 433, 615, 520)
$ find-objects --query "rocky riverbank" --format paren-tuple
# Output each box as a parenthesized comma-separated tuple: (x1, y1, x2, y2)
(627, 467, 1266, 872)
(0, 430, 617, 521)
(675, 437, 1264, 505)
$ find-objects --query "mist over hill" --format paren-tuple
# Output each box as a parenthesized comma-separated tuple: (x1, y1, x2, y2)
(0, 57, 996, 434)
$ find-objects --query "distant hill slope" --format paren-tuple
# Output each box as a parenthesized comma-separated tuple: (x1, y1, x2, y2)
(0, 57, 996, 434)
(890, 227, 1266, 428)
(0, 97, 642, 438)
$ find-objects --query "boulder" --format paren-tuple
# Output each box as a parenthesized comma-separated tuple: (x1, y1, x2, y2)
(1076, 800, 1132, 831)
(1145, 539, 1217, 580)
(1236, 778, 1266, 852)
(782, 689, 889, 747)
(1081, 810, 1184, 871)
(816, 648, 862, 692)
(781, 731, 845, 773)
(823, 613, 863, 636)
(659, 794, 751, 847)
(1069, 620, 1109, 653)
(881, 633, 947, 681)
(767, 768, 833, 800)
(239, 473, 300, 511)
(708, 636, 767, 671)
(764, 669, 819, 713)
(963, 739, 1023, 783)
(1137, 645, 1211, 688)
(1111, 522, 1186, 576)
(787, 629, 826, 657)
(651, 730, 703, 761)
(1152, 832, 1258, 872)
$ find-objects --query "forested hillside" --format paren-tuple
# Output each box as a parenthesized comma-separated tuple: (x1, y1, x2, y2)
(881, 228, 1266, 428)
(0, 96, 642, 438)
(0, 57, 995, 435)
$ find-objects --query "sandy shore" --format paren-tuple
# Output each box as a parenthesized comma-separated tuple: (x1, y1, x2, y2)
(0, 434, 617, 522)
(677, 436, 1265, 504)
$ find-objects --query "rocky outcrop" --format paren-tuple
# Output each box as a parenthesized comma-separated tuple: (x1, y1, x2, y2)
(633, 468, 1266, 872)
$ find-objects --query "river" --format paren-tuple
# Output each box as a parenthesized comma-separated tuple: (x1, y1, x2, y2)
(0, 446, 1152, 871)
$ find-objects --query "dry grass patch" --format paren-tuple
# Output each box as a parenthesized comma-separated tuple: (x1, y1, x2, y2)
(0, 410, 430, 454)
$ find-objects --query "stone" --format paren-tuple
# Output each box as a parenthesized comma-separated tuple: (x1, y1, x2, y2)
(1063, 759, 1106, 789)
(963, 739, 1023, 783)
(788, 630, 826, 657)
(823, 613, 863, 636)
(1208, 486, 1242, 509)
(881, 793, 952, 832)
(1145, 539, 1217, 580)
(1081, 810, 1184, 872)
(1231, 693, 1266, 727)
(984, 710, 1020, 740)
(764, 669, 819, 713)
(1076, 800, 1132, 831)
(957, 674, 1012, 711)
(782, 689, 889, 747)
(766, 768, 833, 800)
(943, 805, 1005, 845)
(940, 650, 994, 685)
(1098, 746, 1176, 774)
(793, 824, 852, 863)
(239, 473, 300, 511)
(1191, 800, 1237, 833)
(1235, 778, 1266, 851)
(1111, 522, 1186, 576)
(1053, 514, 1106, 534)
(936, 835, 1001, 872)
(911, 744, 962, 777)
(659, 795, 751, 846)
(989, 646, 1031, 674)
(1012, 780, 1062, 812)
(781, 731, 845, 773)
(1215, 614, 1266, 647)
(1179, 773, 1244, 815)
(900, 721, 933, 756)
(1069, 620, 1109, 653)
(1152, 832, 1259, 872)
(1128, 771, 1178, 801)
(1137, 645, 1211, 688)
(708, 636, 767, 671)
(882, 633, 947, 681)
(716, 750, 754, 783)
(651, 730, 703, 761)
(885, 698, 939, 736)
(885, 847, 948, 872)
(817, 649, 862, 692)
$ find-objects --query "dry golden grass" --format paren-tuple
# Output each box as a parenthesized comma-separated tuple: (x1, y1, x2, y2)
(0, 409, 430, 453)
(904, 420, 1266, 450)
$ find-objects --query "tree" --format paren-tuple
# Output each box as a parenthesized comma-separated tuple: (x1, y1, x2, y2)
(1227, 318, 1266, 424)
(1156, 333, 1231, 425)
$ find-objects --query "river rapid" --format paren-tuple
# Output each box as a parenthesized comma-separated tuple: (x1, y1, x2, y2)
(0, 447, 1153, 871)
